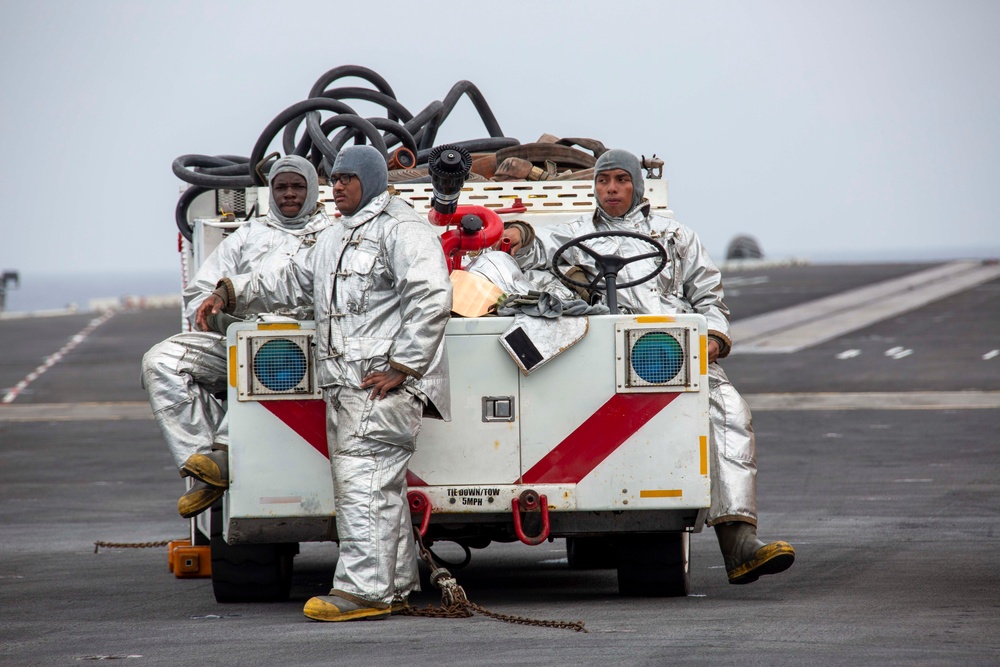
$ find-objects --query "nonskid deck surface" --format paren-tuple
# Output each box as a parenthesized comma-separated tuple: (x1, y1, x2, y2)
(1, 261, 998, 665)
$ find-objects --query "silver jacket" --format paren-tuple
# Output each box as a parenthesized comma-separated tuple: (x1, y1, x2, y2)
(225, 193, 453, 420)
(182, 211, 331, 328)
(516, 206, 732, 357)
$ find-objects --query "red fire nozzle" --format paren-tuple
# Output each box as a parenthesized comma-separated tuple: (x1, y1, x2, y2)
(431, 205, 504, 272)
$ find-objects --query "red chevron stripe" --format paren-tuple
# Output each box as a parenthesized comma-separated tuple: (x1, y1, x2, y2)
(261, 399, 329, 457)
(261, 399, 428, 487)
(520, 392, 678, 484)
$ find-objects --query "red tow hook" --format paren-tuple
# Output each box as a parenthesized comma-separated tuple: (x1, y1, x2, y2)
(511, 490, 550, 546)
(407, 490, 432, 538)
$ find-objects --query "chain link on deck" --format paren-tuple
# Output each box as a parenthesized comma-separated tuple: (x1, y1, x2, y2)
(397, 528, 587, 633)
(94, 540, 173, 554)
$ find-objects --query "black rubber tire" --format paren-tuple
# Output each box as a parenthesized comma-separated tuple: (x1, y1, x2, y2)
(209, 503, 296, 602)
(616, 532, 690, 597)
(566, 536, 617, 570)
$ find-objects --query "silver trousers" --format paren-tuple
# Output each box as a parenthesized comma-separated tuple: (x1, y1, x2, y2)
(325, 385, 422, 604)
(141, 332, 229, 469)
(707, 364, 757, 526)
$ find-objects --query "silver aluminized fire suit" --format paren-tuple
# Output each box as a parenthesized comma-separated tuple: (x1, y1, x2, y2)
(515, 204, 756, 527)
(219, 191, 452, 605)
(141, 208, 330, 468)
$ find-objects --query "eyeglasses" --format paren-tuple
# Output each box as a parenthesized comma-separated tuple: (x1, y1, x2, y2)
(330, 174, 355, 185)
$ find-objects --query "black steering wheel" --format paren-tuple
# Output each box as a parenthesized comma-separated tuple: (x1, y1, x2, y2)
(552, 230, 667, 312)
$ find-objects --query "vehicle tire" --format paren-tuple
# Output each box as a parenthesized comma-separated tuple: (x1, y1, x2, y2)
(566, 536, 617, 569)
(209, 504, 297, 602)
(616, 532, 690, 597)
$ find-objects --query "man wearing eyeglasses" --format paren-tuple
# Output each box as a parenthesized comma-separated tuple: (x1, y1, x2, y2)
(142, 156, 331, 520)
(197, 145, 452, 622)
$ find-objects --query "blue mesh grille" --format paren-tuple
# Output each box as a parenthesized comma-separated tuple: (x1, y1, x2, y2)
(630, 331, 684, 384)
(253, 338, 307, 392)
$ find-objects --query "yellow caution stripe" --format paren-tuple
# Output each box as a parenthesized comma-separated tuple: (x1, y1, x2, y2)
(257, 322, 301, 330)
(700, 335, 708, 375)
(636, 315, 675, 323)
(228, 346, 237, 387)
(640, 489, 683, 498)
(700, 435, 708, 475)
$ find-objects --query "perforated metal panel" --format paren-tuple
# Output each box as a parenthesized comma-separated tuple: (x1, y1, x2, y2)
(216, 188, 257, 217)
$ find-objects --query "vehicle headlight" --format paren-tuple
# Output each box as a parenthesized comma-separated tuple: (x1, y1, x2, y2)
(630, 331, 685, 384)
(253, 338, 308, 392)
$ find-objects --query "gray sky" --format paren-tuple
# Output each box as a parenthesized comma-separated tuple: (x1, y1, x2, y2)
(2, 0, 998, 274)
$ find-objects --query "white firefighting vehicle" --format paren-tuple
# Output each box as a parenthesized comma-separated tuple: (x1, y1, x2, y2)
(173, 156, 711, 602)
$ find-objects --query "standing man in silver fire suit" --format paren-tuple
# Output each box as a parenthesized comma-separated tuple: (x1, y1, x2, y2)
(142, 155, 331, 519)
(196, 145, 452, 622)
(507, 149, 795, 585)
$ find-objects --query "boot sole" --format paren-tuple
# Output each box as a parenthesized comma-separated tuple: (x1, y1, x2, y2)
(180, 458, 227, 488)
(303, 601, 390, 622)
(728, 541, 795, 585)
(177, 485, 225, 519)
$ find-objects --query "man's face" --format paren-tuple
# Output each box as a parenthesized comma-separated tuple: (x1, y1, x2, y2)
(332, 173, 363, 216)
(595, 168, 634, 218)
(271, 172, 308, 217)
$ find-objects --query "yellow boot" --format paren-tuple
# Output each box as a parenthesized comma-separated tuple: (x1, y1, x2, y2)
(715, 521, 795, 585)
(303, 590, 391, 622)
(177, 479, 225, 519)
(180, 445, 229, 488)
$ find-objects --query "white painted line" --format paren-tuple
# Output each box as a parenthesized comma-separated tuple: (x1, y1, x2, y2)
(745, 391, 1000, 411)
(885, 347, 905, 356)
(730, 261, 1000, 354)
(2, 392, 997, 422)
(0, 401, 152, 421)
(835, 349, 861, 359)
(2, 311, 116, 403)
(890, 349, 913, 360)
(984, 350, 999, 360)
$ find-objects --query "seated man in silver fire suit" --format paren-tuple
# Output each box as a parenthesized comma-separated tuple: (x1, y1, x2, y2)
(196, 145, 452, 622)
(505, 149, 795, 585)
(141, 156, 331, 519)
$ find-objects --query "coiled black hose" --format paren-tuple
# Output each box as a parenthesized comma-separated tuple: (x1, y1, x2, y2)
(174, 66, 519, 223)
(306, 114, 388, 175)
(175, 185, 210, 242)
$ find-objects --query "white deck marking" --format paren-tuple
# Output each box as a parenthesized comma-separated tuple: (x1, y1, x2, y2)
(835, 349, 862, 359)
(730, 260, 1000, 354)
(983, 350, 999, 360)
(0, 401, 152, 421)
(745, 391, 1000, 411)
(1, 393, 997, 422)
(2, 311, 116, 403)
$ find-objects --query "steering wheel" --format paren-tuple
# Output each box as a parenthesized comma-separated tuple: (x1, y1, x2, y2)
(552, 230, 667, 312)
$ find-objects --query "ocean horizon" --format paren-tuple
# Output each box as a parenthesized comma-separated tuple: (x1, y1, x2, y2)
(1, 269, 181, 314)
(2, 244, 998, 316)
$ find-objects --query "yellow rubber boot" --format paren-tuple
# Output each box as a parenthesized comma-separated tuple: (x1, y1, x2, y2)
(303, 590, 391, 622)
(715, 521, 795, 585)
(180, 446, 229, 488)
(177, 479, 225, 519)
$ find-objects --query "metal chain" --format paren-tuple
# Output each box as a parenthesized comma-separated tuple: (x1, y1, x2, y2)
(398, 529, 587, 633)
(93, 540, 173, 554)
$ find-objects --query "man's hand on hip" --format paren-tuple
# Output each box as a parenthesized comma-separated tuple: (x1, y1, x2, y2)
(361, 368, 407, 400)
